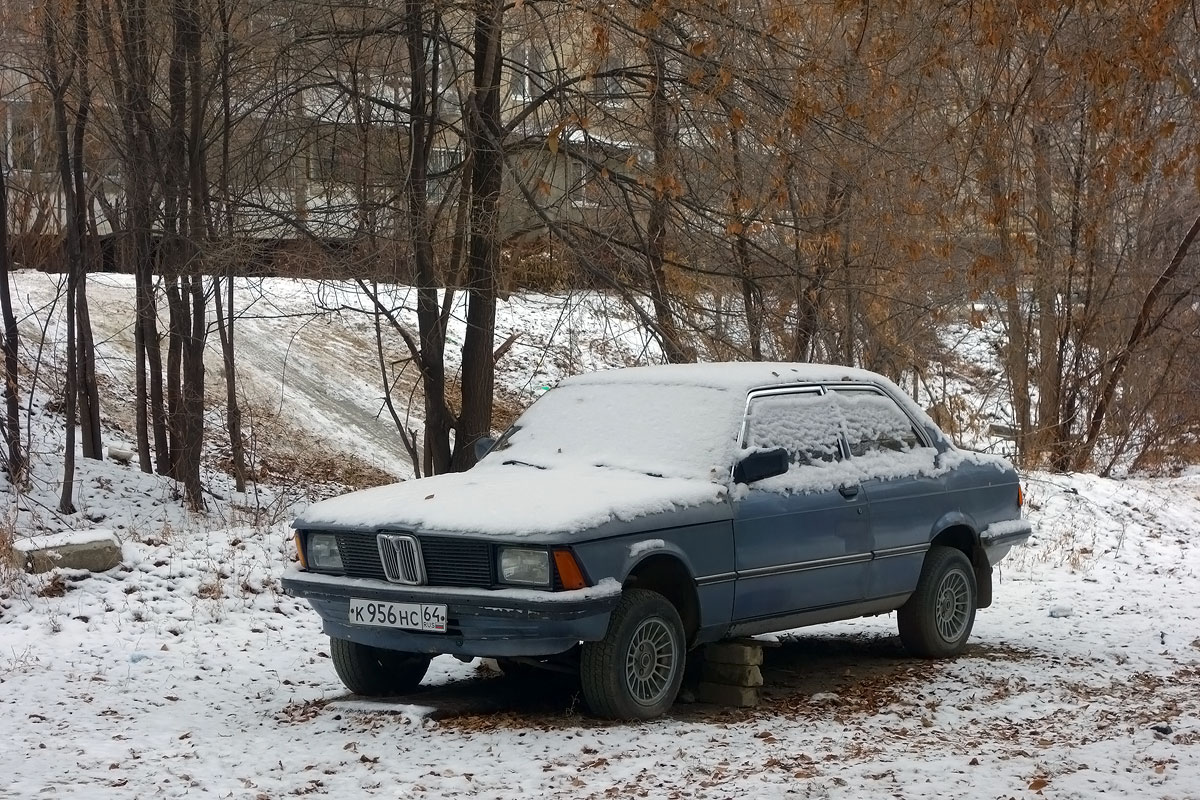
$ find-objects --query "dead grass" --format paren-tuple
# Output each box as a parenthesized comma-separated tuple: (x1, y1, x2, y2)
(0, 513, 23, 599)
(252, 449, 395, 492)
(1130, 437, 1200, 476)
(35, 573, 68, 598)
(491, 388, 528, 432)
(196, 579, 224, 600)
(233, 398, 399, 495)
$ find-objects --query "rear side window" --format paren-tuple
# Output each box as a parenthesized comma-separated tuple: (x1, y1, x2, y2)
(828, 387, 924, 457)
(742, 391, 842, 467)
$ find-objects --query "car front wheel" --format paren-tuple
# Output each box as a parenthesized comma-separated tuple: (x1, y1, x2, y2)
(897, 546, 978, 658)
(580, 588, 686, 720)
(329, 636, 432, 696)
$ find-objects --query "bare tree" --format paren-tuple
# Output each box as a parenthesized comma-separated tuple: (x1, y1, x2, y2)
(42, 0, 103, 513)
(452, 0, 507, 470)
(0, 156, 25, 485)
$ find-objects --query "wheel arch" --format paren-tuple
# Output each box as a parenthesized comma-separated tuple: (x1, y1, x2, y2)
(931, 524, 993, 609)
(623, 554, 701, 645)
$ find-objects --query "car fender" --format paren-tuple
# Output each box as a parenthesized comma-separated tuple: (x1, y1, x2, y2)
(927, 511, 997, 609)
(928, 510, 980, 544)
(570, 523, 735, 642)
(618, 537, 698, 583)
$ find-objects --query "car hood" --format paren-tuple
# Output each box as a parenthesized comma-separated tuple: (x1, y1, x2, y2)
(292, 462, 731, 541)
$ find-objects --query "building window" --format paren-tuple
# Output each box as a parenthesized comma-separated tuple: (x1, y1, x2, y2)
(239, 125, 301, 188)
(510, 43, 544, 102)
(427, 147, 461, 199)
(566, 155, 589, 204)
(309, 124, 360, 185)
(6, 103, 51, 172)
(593, 57, 625, 106)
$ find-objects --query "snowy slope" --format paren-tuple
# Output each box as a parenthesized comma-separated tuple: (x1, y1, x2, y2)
(9, 272, 658, 488)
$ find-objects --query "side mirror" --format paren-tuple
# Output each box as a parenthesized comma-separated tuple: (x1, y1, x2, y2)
(474, 436, 496, 462)
(733, 447, 789, 484)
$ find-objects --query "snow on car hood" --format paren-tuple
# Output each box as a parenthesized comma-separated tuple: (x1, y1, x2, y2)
(293, 462, 729, 537)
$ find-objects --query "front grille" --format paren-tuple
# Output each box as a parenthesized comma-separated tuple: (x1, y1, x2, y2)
(421, 537, 493, 586)
(324, 532, 496, 588)
(335, 533, 386, 581)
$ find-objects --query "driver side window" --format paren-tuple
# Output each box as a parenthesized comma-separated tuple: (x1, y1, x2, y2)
(742, 391, 843, 469)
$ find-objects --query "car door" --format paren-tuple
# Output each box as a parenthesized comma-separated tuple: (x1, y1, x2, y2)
(731, 388, 871, 623)
(826, 385, 946, 601)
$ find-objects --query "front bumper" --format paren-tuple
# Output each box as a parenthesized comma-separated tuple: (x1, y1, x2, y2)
(281, 568, 621, 657)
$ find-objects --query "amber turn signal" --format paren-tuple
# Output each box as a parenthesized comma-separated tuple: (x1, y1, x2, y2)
(293, 532, 307, 569)
(553, 549, 587, 590)
(1017, 484, 1024, 508)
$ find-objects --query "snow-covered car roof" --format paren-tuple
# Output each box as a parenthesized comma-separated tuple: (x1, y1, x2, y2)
(561, 362, 889, 393)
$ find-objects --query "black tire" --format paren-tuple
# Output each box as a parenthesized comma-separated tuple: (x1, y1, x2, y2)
(897, 546, 978, 658)
(580, 588, 686, 720)
(329, 637, 432, 696)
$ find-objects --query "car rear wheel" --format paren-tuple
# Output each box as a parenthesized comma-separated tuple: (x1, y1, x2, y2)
(897, 545, 977, 658)
(329, 636, 432, 696)
(580, 588, 686, 720)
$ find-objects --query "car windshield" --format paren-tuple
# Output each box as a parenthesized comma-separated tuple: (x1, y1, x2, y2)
(484, 381, 745, 481)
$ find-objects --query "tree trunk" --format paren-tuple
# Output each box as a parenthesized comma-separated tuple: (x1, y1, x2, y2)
(404, 0, 453, 476)
(728, 126, 762, 361)
(176, 0, 206, 510)
(981, 112, 1031, 462)
(212, 0, 246, 493)
(59, 273, 78, 515)
(80, 150, 104, 465)
(644, 36, 691, 364)
(0, 157, 25, 485)
(160, 0, 196, 490)
(1031, 121, 1061, 464)
(144, 273, 170, 475)
(101, 0, 164, 474)
(180, 274, 205, 510)
(213, 276, 246, 492)
(452, 0, 506, 472)
(133, 283, 150, 473)
(46, 0, 91, 513)
(786, 168, 819, 362)
(1051, 109, 1090, 471)
(75, 276, 102, 460)
(165, 275, 184, 479)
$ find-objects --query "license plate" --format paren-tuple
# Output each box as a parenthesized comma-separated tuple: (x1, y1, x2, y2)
(348, 599, 447, 632)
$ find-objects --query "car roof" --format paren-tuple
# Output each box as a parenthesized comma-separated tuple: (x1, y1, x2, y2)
(560, 362, 890, 394)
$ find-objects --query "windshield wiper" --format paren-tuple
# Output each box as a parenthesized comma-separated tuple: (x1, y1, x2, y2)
(502, 459, 546, 470)
(594, 462, 663, 478)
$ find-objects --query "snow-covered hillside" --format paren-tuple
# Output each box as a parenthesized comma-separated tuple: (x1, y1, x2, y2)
(9, 272, 659, 488)
(1, 273, 1197, 799)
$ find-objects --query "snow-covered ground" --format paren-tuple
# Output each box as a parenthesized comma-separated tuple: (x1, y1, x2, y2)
(1, 273, 1198, 799)
(3, 470, 1197, 799)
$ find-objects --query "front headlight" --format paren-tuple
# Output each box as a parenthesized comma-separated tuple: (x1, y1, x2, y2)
(498, 547, 550, 586)
(307, 533, 344, 571)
